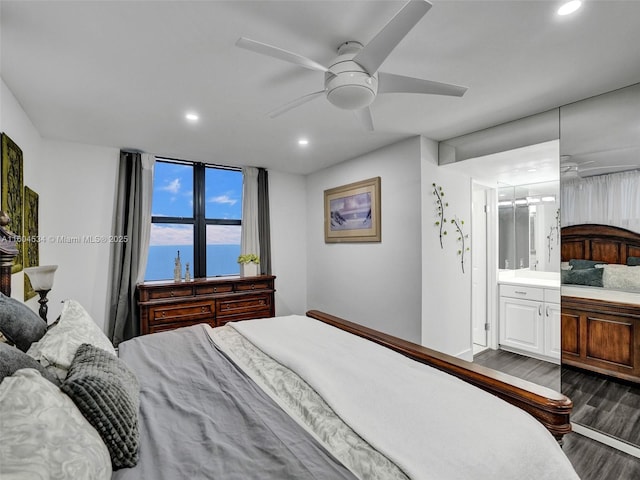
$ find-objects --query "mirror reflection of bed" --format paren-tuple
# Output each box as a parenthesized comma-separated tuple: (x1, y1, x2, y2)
(559, 83, 640, 453)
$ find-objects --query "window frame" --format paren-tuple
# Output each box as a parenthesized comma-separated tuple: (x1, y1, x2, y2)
(150, 158, 242, 278)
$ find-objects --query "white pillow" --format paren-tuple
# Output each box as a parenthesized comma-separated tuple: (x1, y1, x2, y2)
(602, 264, 640, 291)
(0, 368, 112, 480)
(27, 299, 116, 381)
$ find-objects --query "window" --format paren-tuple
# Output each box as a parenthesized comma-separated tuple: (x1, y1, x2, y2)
(144, 159, 243, 281)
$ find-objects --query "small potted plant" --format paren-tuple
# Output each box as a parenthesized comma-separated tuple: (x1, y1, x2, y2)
(237, 254, 260, 277)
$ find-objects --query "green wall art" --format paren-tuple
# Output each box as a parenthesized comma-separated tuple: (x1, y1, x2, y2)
(23, 186, 39, 300)
(1, 133, 24, 274)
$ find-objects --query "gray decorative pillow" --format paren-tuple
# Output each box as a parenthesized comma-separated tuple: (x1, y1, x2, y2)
(561, 267, 604, 287)
(0, 292, 47, 351)
(0, 342, 60, 386)
(569, 259, 605, 270)
(627, 256, 640, 266)
(61, 343, 140, 469)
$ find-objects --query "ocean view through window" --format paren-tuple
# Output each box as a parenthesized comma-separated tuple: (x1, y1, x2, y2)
(144, 159, 243, 281)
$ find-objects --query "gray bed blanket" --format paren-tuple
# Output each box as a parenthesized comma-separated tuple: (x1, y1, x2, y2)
(113, 324, 358, 480)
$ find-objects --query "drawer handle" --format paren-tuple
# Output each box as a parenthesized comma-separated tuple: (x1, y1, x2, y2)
(251, 284, 256, 290)
(170, 290, 175, 297)
(514, 291, 527, 295)
(201, 306, 207, 313)
(546, 306, 550, 317)
(161, 311, 166, 317)
(539, 305, 542, 316)
(213, 287, 217, 292)
(259, 300, 265, 305)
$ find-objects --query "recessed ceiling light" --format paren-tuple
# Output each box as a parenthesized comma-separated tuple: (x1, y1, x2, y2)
(185, 112, 199, 122)
(298, 138, 309, 146)
(557, 0, 582, 16)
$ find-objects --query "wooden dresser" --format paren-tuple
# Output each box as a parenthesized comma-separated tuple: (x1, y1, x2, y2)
(138, 275, 275, 335)
(562, 295, 640, 383)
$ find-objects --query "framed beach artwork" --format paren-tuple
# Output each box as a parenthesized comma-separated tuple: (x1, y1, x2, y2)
(324, 177, 381, 243)
(1, 133, 24, 273)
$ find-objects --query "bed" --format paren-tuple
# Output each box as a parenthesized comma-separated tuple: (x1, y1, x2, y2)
(560, 223, 640, 383)
(0, 255, 579, 478)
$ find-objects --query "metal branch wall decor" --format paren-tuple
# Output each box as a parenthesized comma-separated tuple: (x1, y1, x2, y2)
(432, 182, 469, 273)
(432, 183, 448, 248)
(1, 133, 24, 273)
(450, 216, 470, 273)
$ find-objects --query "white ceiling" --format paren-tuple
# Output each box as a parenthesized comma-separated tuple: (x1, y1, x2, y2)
(2, 0, 640, 176)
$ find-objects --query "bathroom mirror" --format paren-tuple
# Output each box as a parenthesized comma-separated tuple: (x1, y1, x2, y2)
(498, 180, 559, 273)
(560, 83, 640, 448)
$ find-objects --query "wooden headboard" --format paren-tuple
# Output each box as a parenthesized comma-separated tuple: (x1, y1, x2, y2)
(561, 224, 640, 264)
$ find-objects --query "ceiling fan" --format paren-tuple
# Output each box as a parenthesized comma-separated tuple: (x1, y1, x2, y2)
(236, 0, 467, 131)
(560, 157, 637, 178)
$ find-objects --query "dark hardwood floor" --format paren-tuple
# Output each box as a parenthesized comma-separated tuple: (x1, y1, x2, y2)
(474, 348, 640, 480)
(562, 366, 640, 447)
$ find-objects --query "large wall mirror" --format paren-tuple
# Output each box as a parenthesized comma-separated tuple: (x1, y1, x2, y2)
(559, 83, 640, 448)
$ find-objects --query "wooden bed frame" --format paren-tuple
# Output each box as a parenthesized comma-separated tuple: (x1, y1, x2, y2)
(561, 223, 640, 264)
(0, 240, 573, 442)
(306, 310, 573, 442)
(560, 223, 640, 383)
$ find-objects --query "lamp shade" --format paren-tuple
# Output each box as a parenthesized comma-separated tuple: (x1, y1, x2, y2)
(24, 265, 58, 291)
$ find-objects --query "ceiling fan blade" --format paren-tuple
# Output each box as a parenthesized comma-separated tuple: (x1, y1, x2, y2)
(580, 164, 637, 173)
(268, 90, 326, 118)
(236, 37, 329, 73)
(353, 0, 432, 74)
(378, 72, 467, 97)
(354, 107, 374, 131)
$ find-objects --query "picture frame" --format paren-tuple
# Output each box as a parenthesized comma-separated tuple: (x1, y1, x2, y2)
(1, 133, 24, 273)
(23, 186, 39, 301)
(324, 177, 381, 243)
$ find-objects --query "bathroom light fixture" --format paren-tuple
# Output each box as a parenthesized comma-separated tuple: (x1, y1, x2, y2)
(24, 265, 58, 322)
(298, 138, 309, 146)
(557, 0, 582, 16)
(185, 112, 199, 122)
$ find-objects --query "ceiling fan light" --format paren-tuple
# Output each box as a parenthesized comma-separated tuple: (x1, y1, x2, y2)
(327, 85, 376, 110)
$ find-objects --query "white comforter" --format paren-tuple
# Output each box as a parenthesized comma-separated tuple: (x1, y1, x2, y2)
(230, 315, 580, 480)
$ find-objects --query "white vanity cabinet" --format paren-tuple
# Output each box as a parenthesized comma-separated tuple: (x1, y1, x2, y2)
(499, 284, 560, 363)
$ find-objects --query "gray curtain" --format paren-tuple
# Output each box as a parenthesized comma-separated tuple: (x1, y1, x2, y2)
(257, 168, 272, 275)
(107, 151, 153, 345)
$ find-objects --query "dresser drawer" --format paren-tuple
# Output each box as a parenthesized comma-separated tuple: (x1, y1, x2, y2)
(195, 283, 233, 295)
(500, 284, 544, 302)
(146, 285, 193, 300)
(149, 300, 215, 326)
(216, 294, 272, 324)
(235, 280, 273, 292)
(148, 319, 214, 334)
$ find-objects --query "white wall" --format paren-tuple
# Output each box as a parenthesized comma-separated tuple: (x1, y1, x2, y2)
(306, 137, 422, 343)
(268, 170, 307, 316)
(1, 77, 119, 329)
(420, 137, 473, 359)
(37, 139, 119, 326)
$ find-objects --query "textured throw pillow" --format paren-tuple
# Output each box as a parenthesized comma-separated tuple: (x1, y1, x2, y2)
(569, 259, 606, 270)
(27, 299, 116, 381)
(0, 368, 112, 480)
(0, 292, 47, 351)
(0, 342, 60, 386)
(62, 343, 140, 469)
(602, 264, 640, 291)
(561, 267, 604, 287)
(627, 256, 640, 266)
